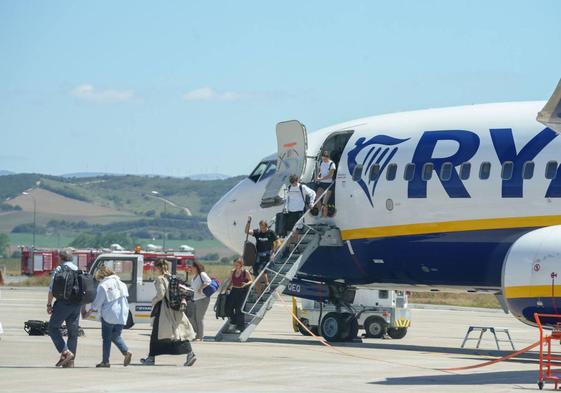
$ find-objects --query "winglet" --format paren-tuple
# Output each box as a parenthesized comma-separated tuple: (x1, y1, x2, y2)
(537, 78, 561, 133)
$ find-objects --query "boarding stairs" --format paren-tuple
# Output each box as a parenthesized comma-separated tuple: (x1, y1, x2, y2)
(215, 221, 342, 342)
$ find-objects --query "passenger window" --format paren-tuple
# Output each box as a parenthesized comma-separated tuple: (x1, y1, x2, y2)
(386, 163, 397, 181)
(404, 163, 415, 181)
(545, 161, 558, 180)
(98, 259, 134, 283)
(248, 161, 268, 183)
(352, 164, 363, 181)
(422, 163, 433, 181)
(460, 162, 471, 180)
(440, 162, 453, 181)
(479, 162, 491, 180)
(523, 161, 534, 180)
(501, 161, 514, 181)
(369, 164, 381, 181)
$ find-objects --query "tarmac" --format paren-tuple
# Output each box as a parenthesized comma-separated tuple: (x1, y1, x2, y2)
(0, 287, 548, 393)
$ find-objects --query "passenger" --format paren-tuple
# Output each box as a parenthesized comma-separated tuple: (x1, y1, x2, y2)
(85, 265, 132, 368)
(188, 261, 211, 341)
(284, 175, 316, 243)
(315, 151, 336, 217)
(245, 217, 279, 295)
(141, 260, 197, 366)
(227, 258, 253, 333)
(47, 248, 80, 368)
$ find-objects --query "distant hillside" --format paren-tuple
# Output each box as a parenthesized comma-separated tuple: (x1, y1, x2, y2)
(0, 170, 15, 176)
(0, 173, 244, 243)
(188, 173, 231, 180)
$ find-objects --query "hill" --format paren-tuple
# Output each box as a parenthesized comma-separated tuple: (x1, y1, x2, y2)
(0, 173, 243, 252)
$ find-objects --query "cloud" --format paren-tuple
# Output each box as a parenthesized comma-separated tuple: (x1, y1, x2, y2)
(71, 84, 135, 103)
(182, 87, 243, 102)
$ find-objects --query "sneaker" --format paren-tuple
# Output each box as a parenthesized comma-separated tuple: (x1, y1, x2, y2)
(62, 360, 74, 368)
(184, 352, 197, 367)
(96, 362, 110, 368)
(56, 350, 74, 367)
(123, 352, 132, 367)
(140, 356, 155, 365)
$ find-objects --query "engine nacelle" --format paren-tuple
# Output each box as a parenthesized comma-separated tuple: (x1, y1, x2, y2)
(503, 225, 561, 327)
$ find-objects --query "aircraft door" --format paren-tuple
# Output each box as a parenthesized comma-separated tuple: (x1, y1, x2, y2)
(261, 120, 308, 208)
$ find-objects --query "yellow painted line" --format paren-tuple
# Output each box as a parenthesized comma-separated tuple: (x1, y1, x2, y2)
(134, 313, 151, 318)
(504, 285, 561, 299)
(341, 214, 561, 240)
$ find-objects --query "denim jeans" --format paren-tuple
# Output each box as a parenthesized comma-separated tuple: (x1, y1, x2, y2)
(48, 301, 81, 355)
(101, 318, 128, 363)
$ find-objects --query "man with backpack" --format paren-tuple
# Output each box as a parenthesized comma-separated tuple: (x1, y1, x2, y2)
(315, 150, 336, 217)
(47, 248, 81, 368)
(284, 175, 316, 243)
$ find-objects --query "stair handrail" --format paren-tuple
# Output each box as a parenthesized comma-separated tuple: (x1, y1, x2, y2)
(242, 182, 334, 316)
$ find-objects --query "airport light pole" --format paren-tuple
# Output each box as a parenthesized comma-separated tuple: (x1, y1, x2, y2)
(149, 190, 194, 251)
(22, 192, 37, 248)
(151, 191, 167, 251)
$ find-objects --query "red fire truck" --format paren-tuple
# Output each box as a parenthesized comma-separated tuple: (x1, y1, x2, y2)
(20, 247, 196, 276)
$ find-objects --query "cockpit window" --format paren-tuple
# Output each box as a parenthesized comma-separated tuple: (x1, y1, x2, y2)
(248, 161, 276, 183)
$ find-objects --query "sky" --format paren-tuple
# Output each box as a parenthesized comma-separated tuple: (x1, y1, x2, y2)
(0, 0, 560, 177)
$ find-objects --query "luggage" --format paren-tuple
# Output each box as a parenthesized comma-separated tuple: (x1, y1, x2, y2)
(24, 320, 85, 336)
(203, 277, 221, 297)
(275, 212, 288, 237)
(242, 241, 257, 266)
(24, 320, 48, 336)
(52, 267, 96, 305)
(167, 275, 194, 311)
(214, 293, 228, 319)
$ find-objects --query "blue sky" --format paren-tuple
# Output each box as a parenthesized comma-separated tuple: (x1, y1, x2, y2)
(1, 1, 559, 177)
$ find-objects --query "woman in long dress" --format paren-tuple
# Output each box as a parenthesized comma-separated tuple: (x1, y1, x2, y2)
(141, 260, 197, 366)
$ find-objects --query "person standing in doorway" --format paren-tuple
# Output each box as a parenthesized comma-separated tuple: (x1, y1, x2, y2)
(315, 151, 336, 217)
(284, 175, 316, 243)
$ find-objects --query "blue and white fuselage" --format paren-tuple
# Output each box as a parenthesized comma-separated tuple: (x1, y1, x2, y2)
(208, 92, 561, 326)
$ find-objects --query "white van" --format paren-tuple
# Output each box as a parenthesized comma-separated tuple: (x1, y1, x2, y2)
(86, 253, 191, 326)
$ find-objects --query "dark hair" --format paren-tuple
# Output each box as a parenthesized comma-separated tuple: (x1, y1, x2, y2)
(289, 174, 299, 184)
(322, 150, 330, 158)
(193, 261, 205, 275)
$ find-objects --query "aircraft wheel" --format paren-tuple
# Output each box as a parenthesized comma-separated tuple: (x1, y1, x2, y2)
(340, 313, 359, 341)
(297, 318, 315, 336)
(387, 327, 408, 339)
(364, 316, 387, 338)
(320, 312, 343, 342)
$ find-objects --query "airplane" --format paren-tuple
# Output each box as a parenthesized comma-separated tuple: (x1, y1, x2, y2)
(208, 79, 561, 341)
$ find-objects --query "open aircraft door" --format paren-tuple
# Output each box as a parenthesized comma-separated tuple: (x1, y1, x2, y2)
(261, 120, 308, 208)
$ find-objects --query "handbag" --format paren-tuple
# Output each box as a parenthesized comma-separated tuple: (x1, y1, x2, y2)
(150, 301, 162, 318)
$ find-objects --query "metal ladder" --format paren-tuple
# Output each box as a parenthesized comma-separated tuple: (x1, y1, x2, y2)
(215, 223, 339, 342)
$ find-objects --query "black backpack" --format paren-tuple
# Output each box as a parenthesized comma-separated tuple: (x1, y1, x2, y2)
(166, 275, 194, 311)
(52, 266, 96, 305)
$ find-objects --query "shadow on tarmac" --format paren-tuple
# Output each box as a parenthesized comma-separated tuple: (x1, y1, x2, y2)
(244, 335, 541, 364)
(369, 369, 538, 387)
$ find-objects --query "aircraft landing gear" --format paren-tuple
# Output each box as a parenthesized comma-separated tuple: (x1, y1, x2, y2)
(319, 312, 359, 342)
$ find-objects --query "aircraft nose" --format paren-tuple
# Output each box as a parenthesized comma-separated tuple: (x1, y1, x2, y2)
(207, 198, 229, 248)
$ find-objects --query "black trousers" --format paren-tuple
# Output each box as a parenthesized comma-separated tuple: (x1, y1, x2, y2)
(228, 287, 248, 330)
(149, 314, 192, 357)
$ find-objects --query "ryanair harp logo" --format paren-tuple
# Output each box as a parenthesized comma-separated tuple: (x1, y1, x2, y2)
(347, 135, 409, 206)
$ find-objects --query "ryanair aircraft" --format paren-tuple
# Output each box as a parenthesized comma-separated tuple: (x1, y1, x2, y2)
(208, 79, 561, 331)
